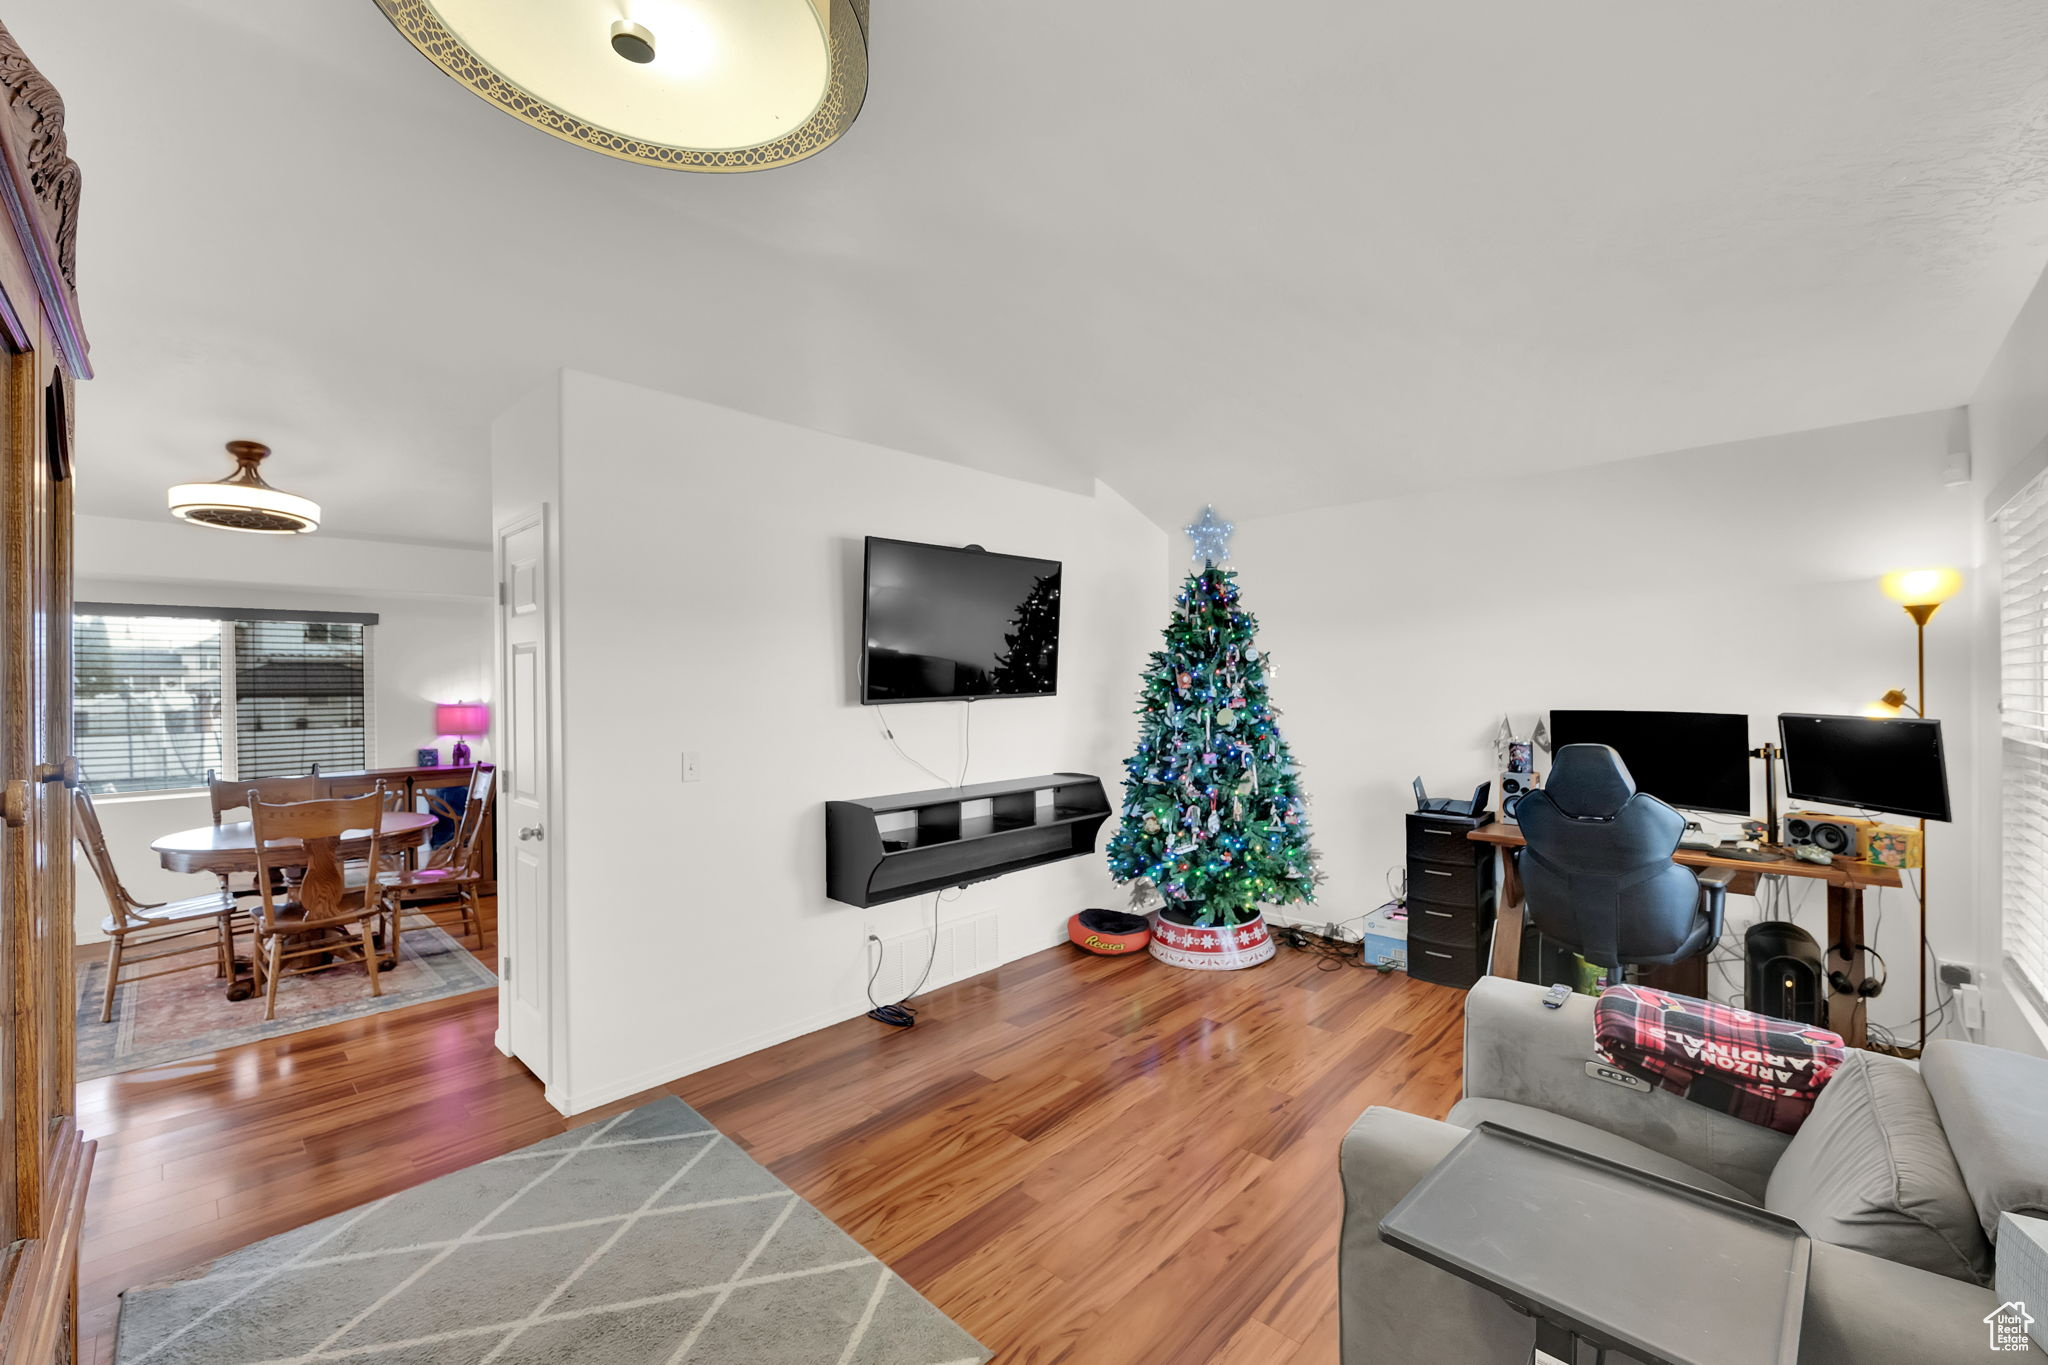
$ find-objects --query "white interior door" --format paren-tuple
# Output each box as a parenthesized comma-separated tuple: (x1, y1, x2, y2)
(498, 510, 554, 1090)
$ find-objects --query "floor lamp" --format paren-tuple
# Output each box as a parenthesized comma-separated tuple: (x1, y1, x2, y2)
(1873, 566, 1963, 1054)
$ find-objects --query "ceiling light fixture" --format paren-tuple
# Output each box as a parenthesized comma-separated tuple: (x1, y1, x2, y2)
(167, 441, 320, 535)
(373, 0, 869, 173)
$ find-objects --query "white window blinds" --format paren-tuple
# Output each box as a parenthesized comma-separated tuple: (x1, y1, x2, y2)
(73, 605, 377, 795)
(75, 613, 224, 794)
(1996, 468, 2048, 1019)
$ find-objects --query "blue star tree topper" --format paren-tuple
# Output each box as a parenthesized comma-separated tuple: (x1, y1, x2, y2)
(1184, 505, 1235, 564)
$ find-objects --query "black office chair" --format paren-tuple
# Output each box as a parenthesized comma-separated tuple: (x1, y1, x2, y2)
(1514, 744, 1730, 989)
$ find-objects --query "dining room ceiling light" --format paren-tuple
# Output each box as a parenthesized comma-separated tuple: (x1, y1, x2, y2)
(374, 0, 869, 172)
(167, 441, 320, 535)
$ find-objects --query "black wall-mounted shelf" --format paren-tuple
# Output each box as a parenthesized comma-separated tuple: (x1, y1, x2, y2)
(826, 773, 1112, 908)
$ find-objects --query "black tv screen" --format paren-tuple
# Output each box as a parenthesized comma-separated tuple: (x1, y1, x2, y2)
(1779, 713, 1951, 822)
(1546, 710, 1753, 816)
(861, 538, 1062, 703)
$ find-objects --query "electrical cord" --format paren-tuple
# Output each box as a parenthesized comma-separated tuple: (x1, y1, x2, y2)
(958, 700, 973, 788)
(873, 706, 951, 788)
(1273, 920, 1381, 972)
(865, 888, 959, 1028)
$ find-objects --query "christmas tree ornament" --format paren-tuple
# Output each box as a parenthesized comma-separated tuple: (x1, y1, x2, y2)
(1184, 505, 1236, 563)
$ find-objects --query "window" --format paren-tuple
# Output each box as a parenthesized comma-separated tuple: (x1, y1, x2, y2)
(1996, 471, 2048, 1018)
(74, 605, 377, 795)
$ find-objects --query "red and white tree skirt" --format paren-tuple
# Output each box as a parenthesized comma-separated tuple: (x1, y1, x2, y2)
(1147, 910, 1275, 970)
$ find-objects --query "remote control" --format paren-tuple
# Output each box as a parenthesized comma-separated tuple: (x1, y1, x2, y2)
(1542, 983, 1573, 1010)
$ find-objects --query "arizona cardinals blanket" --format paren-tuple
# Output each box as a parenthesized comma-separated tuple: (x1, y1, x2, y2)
(1592, 985, 1845, 1134)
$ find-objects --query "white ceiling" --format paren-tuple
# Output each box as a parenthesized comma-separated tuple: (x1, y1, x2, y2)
(15, 1, 2048, 548)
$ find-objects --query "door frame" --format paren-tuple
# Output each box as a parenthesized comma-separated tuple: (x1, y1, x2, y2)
(494, 505, 571, 1112)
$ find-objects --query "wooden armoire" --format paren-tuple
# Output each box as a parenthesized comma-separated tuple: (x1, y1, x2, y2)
(0, 20, 90, 1365)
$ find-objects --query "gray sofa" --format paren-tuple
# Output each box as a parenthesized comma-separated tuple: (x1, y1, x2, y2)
(1340, 977, 2048, 1362)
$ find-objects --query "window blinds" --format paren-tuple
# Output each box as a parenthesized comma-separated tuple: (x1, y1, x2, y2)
(74, 614, 224, 794)
(73, 608, 374, 794)
(1997, 468, 2048, 1020)
(233, 619, 370, 779)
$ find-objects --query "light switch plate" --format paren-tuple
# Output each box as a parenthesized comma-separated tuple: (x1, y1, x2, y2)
(681, 752, 701, 783)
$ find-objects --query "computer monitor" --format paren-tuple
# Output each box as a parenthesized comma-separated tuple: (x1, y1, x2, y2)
(1545, 710, 1752, 816)
(1777, 714, 1951, 822)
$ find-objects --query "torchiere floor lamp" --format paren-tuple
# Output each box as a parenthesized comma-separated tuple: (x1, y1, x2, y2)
(1872, 566, 1963, 1054)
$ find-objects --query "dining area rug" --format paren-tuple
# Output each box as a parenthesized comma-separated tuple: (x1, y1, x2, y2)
(75, 922, 499, 1081)
(113, 1096, 990, 1365)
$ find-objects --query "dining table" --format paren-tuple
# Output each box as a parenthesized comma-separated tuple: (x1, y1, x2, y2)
(151, 811, 439, 999)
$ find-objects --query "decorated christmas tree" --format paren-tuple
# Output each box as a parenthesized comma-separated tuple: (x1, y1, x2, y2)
(1106, 507, 1319, 929)
(990, 571, 1061, 695)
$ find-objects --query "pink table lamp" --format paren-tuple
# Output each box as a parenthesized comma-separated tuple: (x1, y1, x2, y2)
(436, 702, 489, 767)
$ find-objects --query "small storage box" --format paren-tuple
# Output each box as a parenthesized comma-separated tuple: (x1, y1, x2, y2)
(1362, 902, 1408, 971)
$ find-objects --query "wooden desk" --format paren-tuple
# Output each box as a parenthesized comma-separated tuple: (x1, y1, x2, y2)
(1468, 823, 1901, 1046)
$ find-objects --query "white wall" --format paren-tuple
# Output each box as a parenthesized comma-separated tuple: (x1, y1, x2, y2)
(72, 516, 493, 943)
(1225, 408, 1979, 1040)
(498, 370, 1165, 1113)
(1966, 261, 2048, 1057)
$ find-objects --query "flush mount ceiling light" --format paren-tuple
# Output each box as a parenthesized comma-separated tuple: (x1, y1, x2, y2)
(373, 0, 869, 172)
(167, 441, 321, 535)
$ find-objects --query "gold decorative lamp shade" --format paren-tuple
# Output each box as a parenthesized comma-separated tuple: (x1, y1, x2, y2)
(373, 0, 869, 172)
(167, 441, 320, 535)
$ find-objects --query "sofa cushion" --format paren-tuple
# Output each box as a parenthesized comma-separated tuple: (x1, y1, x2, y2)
(1445, 1098, 1755, 1204)
(1764, 1051, 1992, 1285)
(1920, 1038, 2048, 1244)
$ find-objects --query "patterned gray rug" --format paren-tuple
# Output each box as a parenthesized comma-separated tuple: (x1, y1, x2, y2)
(115, 1097, 989, 1365)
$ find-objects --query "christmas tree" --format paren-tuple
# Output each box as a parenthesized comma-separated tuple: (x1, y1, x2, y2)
(989, 571, 1061, 695)
(1105, 507, 1318, 928)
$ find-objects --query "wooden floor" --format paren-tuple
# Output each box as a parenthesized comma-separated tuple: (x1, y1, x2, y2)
(75, 910, 1467, 1365)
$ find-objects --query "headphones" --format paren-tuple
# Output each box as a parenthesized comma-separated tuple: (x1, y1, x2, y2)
(1828, 944, 1888, 999)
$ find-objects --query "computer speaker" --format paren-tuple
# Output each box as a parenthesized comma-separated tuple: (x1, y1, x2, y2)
(1499, 770, 1541, 825)
(1782, 811, 1873, 857)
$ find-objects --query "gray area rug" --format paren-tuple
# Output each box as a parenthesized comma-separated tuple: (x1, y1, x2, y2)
(115, 1097, 990, 1365)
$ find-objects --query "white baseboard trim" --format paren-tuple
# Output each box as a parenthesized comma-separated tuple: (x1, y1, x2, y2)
(554, 999, 870, 1116)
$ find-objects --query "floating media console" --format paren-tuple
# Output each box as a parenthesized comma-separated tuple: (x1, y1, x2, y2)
(825, 773, 1112, 908)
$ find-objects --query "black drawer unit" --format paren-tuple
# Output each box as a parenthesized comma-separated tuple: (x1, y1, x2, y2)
(1404, 809, 1497, 989)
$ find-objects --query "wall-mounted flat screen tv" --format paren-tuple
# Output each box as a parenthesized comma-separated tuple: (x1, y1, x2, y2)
(861, 537, 1063, 703)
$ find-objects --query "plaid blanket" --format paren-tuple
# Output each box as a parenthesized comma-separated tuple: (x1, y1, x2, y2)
(1592, 985, 1845, 1134)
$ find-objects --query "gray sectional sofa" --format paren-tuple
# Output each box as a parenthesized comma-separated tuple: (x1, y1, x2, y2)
(1339, 976, 2048, 1362)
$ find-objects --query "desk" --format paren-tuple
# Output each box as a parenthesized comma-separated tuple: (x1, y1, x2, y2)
(1468, 823, 1901, 1047)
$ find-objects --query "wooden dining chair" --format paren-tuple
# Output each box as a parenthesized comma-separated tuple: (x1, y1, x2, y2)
(247, 787, 390, 1021)
(72, 787, 237, 1023)
(208, 773, 323, 823)
(371, 765, 495, 950)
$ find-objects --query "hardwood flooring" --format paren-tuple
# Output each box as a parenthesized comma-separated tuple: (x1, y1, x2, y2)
(75, 910, 1466, 1364)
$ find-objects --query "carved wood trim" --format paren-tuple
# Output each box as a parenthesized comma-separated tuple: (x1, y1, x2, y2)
(0, 1121, 94, 1365)
(0, 21, 85, 377)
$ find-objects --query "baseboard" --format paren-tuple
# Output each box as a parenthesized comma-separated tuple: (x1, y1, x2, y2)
(555, 999, 872, 1116)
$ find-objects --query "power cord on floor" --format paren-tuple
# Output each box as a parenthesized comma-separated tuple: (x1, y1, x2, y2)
(1273, 919, 1386, 973)
(866, 889, 954, 1028)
